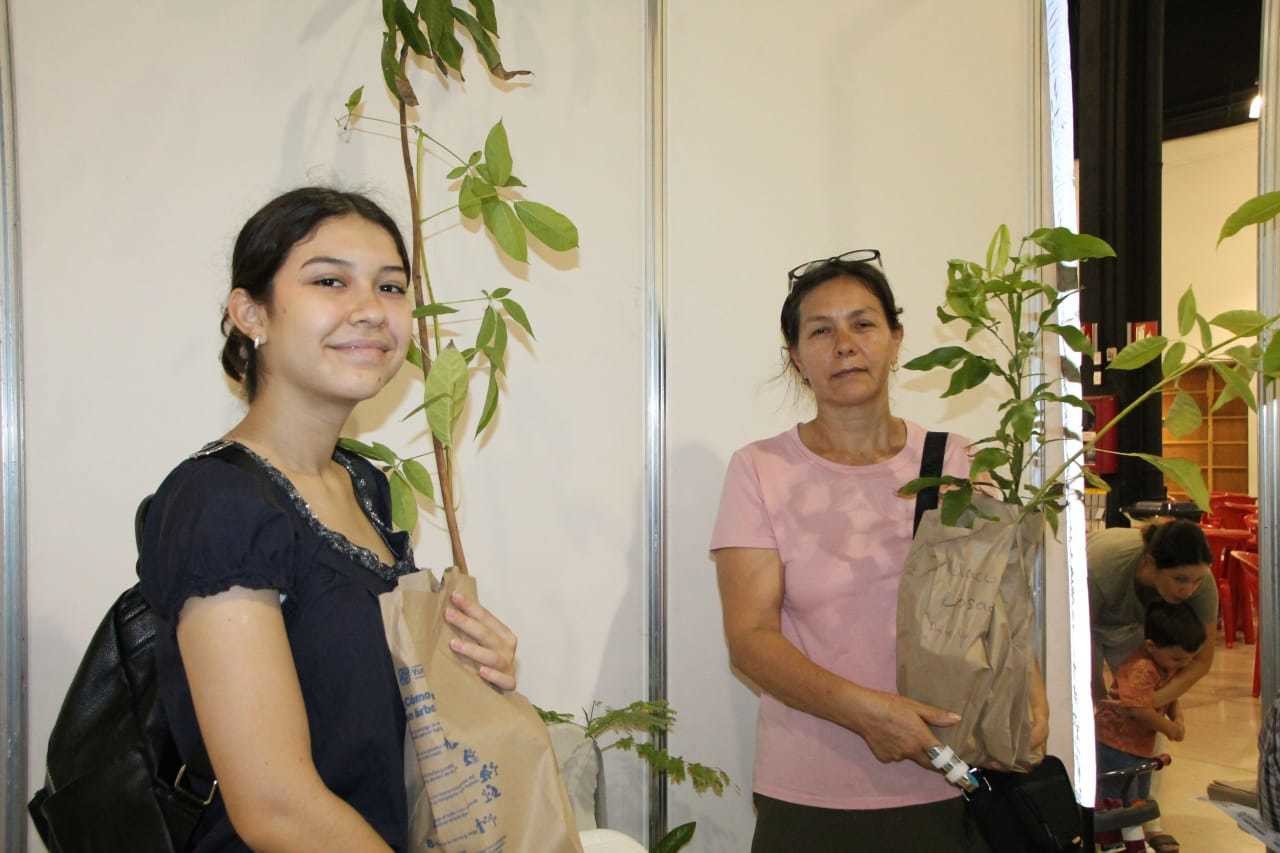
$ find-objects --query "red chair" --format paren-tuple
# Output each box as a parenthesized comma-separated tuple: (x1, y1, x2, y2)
(1233, 550, 1263, 697)
(1224, 549, 1258, 646)
(1208, 493, 1256, 530)
(1201, 527, 1252, 581)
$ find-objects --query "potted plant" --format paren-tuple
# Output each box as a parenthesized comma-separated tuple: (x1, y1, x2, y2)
(893, 196, 1280, 769)
(331, 3, 725, 849)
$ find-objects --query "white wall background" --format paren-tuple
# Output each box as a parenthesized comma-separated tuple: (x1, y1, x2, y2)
(14, 0, 652, 846)
(1161, 122, 1261, 493)
(14, 2, 1077, 851)
(663, 3, 1051, 849)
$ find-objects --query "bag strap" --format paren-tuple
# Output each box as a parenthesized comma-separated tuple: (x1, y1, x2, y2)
(913, 431, 949, 537)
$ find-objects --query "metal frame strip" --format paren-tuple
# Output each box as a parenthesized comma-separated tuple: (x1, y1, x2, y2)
(1258, 0, 1280, 708)
(643, 0, 668, 846)
(0, 0, 26, 847)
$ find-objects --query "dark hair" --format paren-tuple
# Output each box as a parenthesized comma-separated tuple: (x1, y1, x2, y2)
(1141, 519, 1213, 570)
(780, 259, 903, 352)
(220, 187, 412, 400)
(1144, 600, 1206, 652)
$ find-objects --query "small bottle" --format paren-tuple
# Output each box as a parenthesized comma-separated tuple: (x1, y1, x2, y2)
(926, 745, 980, 793)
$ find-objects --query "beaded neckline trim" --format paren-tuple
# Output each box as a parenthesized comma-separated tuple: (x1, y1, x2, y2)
(195, 440, 414, 583)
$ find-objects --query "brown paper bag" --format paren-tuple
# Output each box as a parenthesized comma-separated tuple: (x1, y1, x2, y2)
(381, 568, 583, 853)
(896, 493, 1045, 771)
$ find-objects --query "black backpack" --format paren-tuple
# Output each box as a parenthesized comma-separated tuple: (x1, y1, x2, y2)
(28, 494, 216, 852)
(28, 444, 283, 852)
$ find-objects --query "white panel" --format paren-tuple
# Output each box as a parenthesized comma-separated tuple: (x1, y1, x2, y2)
(1161, 123, 1261, 494)
(665, 2, 1038, 848)
(15, 0, 650, 845)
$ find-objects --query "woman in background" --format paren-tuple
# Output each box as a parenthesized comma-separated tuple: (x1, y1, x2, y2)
(140, 188, 517, 851)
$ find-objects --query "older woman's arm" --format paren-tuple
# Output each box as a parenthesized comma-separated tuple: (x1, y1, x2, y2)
(178, 587, 392, 853)
(715, 547, 961, 770)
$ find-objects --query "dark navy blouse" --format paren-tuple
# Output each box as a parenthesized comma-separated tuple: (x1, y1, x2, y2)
(138, 441, 416, 852)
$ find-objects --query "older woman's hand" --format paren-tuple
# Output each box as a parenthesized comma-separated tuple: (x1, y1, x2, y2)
(853, 690, 961, 770)
(444, 591, 519, 691)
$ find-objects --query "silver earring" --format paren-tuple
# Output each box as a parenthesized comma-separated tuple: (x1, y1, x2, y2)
(253, 336, 263, 350)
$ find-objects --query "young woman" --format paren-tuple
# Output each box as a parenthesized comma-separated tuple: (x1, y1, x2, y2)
(139, 188, 517, 852)
(711, 251, 1048, 852)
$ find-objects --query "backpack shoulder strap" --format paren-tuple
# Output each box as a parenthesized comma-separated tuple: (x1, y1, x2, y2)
(913, 431, 949, 537)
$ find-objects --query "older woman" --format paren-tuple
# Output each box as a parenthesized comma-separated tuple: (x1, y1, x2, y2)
(711, 251, 1045, 852)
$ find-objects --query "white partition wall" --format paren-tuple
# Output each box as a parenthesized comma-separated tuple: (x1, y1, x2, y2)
(14, 1, 651, 846)
(663, 3, 1050, 847)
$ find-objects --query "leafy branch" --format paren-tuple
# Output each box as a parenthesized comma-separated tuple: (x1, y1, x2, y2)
(534, 700, 733, 798)
(899, 196, 1280, 532)
(334, 1, 580, 572)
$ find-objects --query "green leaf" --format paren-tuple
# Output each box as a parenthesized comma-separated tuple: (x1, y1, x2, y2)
(476, 306, 497, 349)
(1211, 309, 1268, 336)
(936, 305, 959, 325)
(1108, 335, 1167, 371)
(413, 302, 460, 318)
(406, 339, 424, 371)
(338, 437, 381, 460)
(1005, 400, 1036, 442)
(1165, 391, 1203, 438)
(369, 441, 399, 465)
(402, 458, 435, 502)
(475, 365, 500, 436)
(1044, 504, 1060, 537)
(503, 174, 526, 187)
(1197, 315, 1214, 350)
(1044, 323, 1094, 356)
(345, 85, 364, 113)
(1213, 362, 1257, 411)
(1083, 469, 1111, 492)
(941, 356, 997, 398)
(500, 298, 533, 337)
(468, 150, 482, 165)
(488, 311, 508, 373)
(1265, 331, 1280, 377)
(481, 198, 527, 262)
(419, 0, 464, 73)
(986, 224, 1011, 275)
(483, 121, 513, 186)
(940, 484, 974, 528)
(1177, 286, 1197, 337)
(450, 6, 531, 80)
(489, 286, 512, 298)
(382, 0, 400, 29)
(902, 346, 969, 372)
(446, 165, 468, 180)
(1059, 355, 1082, 383)
(474, 162, 494, 185)
(1228, 344, 1258, 373)
(470, 0, 498, 34)
(1132, 453, 1210, 511)
(1028, 227, 1116, 262)
(458, 175, 481, 219)
(969, 447, 1010, 481)
(424, 345, 469, 447)
(1219, 190, 1280, 245)
(897, 475, 968, 497)
(1161, 341, 1186, 378)
(380, 30, 418, 106)
(394, 0, 431, 55)
(655, 823, 697, 853)
(389, 471, 418, 531)
(514, 200, 579, 251)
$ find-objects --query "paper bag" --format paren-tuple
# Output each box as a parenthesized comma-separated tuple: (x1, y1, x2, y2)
(381, 568, 583, 853)
(896, 493, 1044, 771)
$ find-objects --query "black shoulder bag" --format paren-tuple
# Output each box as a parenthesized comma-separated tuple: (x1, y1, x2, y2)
(912, 431, 1086, 852)
(29, 444, 293, 852)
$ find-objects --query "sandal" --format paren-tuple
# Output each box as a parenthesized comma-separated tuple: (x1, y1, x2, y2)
(1145, 833, 1180, 853)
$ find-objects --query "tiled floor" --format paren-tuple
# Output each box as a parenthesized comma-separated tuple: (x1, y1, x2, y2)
(1151, 636, 1265, 851)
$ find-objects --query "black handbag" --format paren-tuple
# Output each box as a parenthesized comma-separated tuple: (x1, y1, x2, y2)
(913, 433, 1086, 852)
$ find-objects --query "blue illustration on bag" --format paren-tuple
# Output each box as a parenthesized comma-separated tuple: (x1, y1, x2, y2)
(479, 762, 498, 783)
(483, 784, 501, 803)
(463, 748, 478, 766)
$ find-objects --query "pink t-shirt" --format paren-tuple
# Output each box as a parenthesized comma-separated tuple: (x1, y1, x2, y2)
(710, 420, 972, 810)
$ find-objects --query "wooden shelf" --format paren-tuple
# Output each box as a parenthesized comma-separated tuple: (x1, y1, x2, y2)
(1159, 364, 1252, 495)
